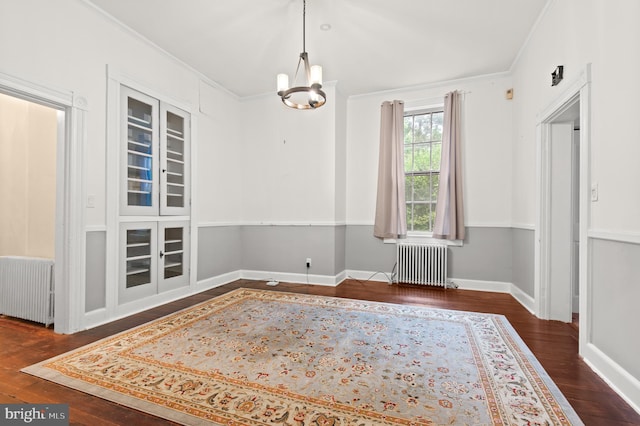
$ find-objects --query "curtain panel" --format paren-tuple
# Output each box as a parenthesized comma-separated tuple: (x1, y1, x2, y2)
(374, 100, 407, 239)
(433, 91, 465, 240)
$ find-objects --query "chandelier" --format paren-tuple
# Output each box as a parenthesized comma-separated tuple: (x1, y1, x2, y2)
(276, 0, 326, 110)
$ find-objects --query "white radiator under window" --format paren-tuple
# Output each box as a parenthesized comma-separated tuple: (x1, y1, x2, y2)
(0, 256, 54, 326)
(396, 243, 448, 287)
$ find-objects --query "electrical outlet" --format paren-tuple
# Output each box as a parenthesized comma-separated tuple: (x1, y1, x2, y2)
(306, 258, 312, 268)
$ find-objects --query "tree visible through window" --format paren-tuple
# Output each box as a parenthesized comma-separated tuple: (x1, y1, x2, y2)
(404, 109, 443, 232)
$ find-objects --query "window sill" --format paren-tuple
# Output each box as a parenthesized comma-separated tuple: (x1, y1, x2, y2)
(384, 233, 463, 247)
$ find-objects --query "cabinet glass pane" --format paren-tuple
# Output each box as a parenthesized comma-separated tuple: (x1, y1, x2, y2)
(163, 227, 183, 279)
(126, 229, 152, 288)
(127, 97, 153, 207)
(165, 111, 185, 208)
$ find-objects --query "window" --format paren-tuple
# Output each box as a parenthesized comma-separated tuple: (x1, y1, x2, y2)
(404, 108, 443, 232)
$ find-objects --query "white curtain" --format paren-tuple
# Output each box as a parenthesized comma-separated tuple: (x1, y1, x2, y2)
(374, 100, 407, 239)
(433, 91, 465, 240)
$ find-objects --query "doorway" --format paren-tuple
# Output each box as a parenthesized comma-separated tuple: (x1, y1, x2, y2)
(535, 64, 591, 355)
(0, 72, 87, 334)
(0, 92, 58, 260)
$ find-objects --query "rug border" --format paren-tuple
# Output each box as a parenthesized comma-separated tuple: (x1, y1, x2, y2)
(21, 288, 584, 425)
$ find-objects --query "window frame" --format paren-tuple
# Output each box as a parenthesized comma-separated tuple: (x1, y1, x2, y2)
(403, 106, 444, 237)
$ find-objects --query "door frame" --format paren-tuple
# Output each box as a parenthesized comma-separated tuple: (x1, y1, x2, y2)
(0, 72, 87, 334)
(535, 64, 591, 353)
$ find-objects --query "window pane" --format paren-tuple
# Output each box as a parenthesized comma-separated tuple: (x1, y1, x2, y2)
(432, 112, 443, 141)
(413, 114, 431, 142)
(405, 203, 413, 231)
(413, 175, 428, 201)
(405, 175, 413, 201)
(404, 145, 413, 172)
(431, 174, 440, 201)
(413, 204, 430, 231)
(404, 116, 413, 144)
(413, 143, 430, 172)
(431, 142, 442, 171)
(428, 203, 437, 229)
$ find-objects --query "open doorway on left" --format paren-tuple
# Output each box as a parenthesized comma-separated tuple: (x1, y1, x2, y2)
(0, 91, 59, 327)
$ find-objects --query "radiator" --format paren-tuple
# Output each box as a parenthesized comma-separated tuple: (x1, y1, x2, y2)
(396, 243, 447, 286)
(0, 256, 54, 326)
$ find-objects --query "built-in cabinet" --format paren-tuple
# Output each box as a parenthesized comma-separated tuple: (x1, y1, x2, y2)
(118, 86, 191, 305)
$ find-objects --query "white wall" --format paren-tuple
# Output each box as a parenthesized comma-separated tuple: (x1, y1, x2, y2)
(0, 93, 57, 258)
(0, 0, 242, 229)
(510, 0, 640, 410)
(346, 75, 514, 227)
(240, 84, 343, 224)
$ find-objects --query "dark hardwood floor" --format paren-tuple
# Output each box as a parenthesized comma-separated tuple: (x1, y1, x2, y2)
(1, 279, 638, 425)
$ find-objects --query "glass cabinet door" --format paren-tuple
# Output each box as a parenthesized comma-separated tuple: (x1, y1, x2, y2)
(119, 222, 158, 304)
(160, 104, 190, 216)
(158, 221, 190, 293)
(121, 87, 159, 215)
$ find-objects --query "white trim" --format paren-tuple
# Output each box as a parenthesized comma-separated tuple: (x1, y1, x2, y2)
(86, 225, 107, 232)
(581, 343, 640, 416)
(588, 229, 640, 245)
(452, 278, 512, 293)
(348, 71, 510, 100)
(511, 223, 536, 231)
(464, 222, 512, 228)
(241, 221, 347, 227)
(509, 0, 557, 73)
(80, 0, 237, 101)
(345, 270, 394, 284)
(194, 271, 242, 292)
(510, 284, 536, 315)
(241, 270, 343, 287)
(0, 71, 87, 334)
(534, 64, 592, 354)
(198, 221, 242, 228)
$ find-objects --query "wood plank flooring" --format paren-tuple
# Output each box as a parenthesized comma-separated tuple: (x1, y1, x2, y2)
(1, 279, 638, 425)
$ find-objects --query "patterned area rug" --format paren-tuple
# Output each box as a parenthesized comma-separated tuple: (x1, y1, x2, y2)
(23, 289, 583, 425)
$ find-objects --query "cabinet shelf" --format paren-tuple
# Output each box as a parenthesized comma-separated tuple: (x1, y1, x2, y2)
(127, 254, 152, 262)
(128, 140, 151, 148)
(128, 116, 152, 128)
(167, 158, 184, 165)
(163, 250, 183, 256)
(167, 182, 184, 187)
(129, 177, 153, 184)
(126, 267, 150, 276)
(128, 190, 152, 195)
(128, 149, 152, 158)
(164, 262, 182, 269)
(128, 165, 151, 172)
(127, 242, 150, 248)
(166, 149, 183, 156)
(167, 128, 183, 137)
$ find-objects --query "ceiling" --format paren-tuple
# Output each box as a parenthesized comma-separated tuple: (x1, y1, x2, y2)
(85, 0, 548, 98)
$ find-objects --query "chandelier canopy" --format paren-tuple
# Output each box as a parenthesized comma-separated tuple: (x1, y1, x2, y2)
(276, 0, 326, 110)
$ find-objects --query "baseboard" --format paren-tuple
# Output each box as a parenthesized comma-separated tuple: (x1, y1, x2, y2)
(581, 342, 640, 416)
(194, 270, 241, 292)
(344, 270, 393, 284)
(451, 278, 512, 293)
(510, 284, 536, 315)
(239, 270, 341, 287)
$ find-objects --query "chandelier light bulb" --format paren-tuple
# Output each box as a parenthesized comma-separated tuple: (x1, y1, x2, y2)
(277, 74, 289, 93)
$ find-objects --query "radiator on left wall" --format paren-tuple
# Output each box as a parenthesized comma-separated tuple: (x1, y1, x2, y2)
(0, 256, 54, 326)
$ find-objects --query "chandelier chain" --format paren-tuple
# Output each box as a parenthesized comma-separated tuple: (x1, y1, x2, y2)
(302, 0, 306, 53)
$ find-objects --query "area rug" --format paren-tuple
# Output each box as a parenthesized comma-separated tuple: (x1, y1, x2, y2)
(23, 289, 583, 425)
